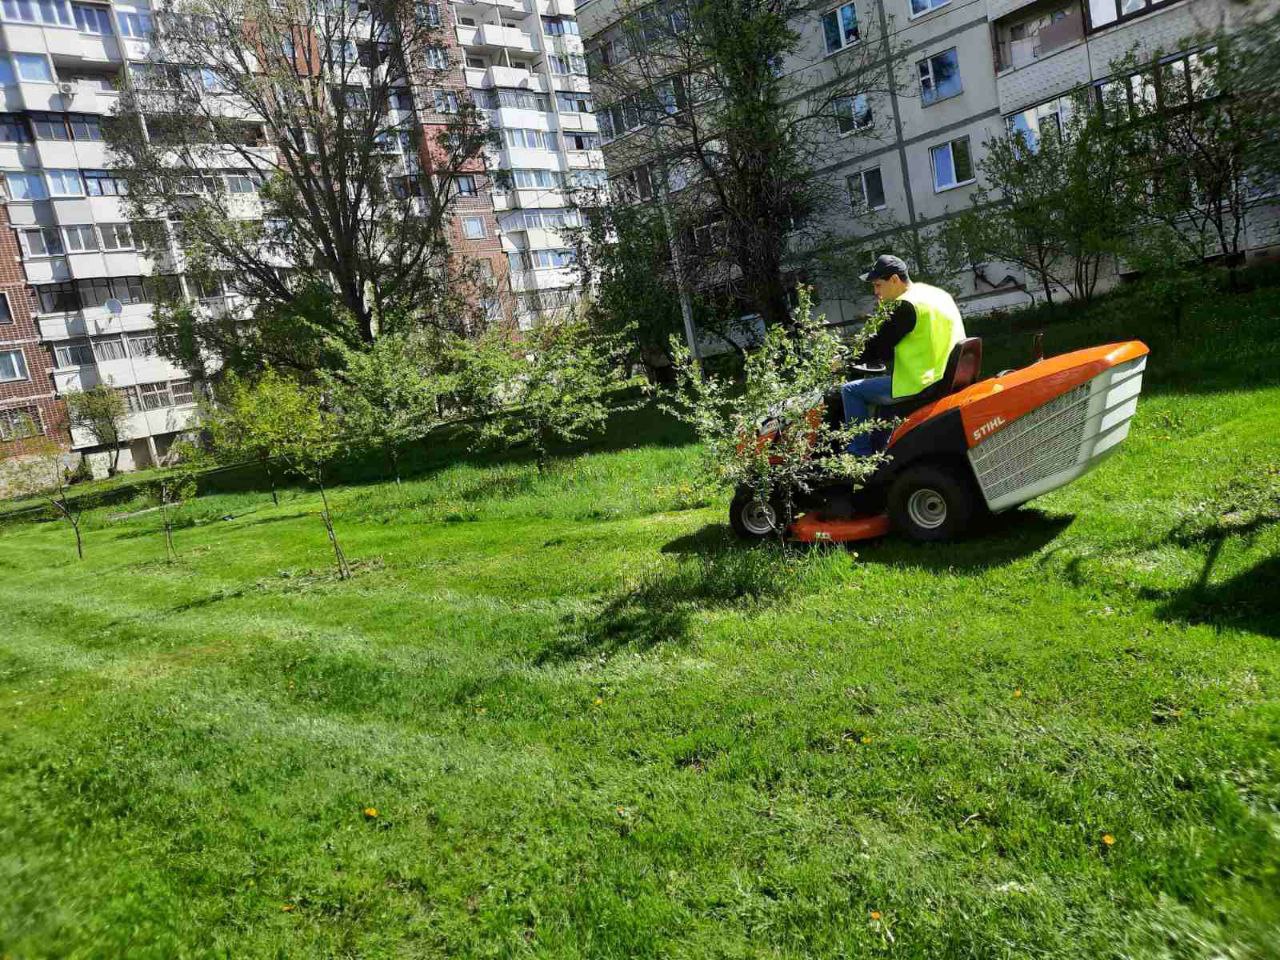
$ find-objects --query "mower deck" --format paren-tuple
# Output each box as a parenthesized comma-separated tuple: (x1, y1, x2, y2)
(788, 512, 891, 543)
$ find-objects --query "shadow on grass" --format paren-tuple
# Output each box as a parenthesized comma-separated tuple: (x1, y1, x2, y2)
(1150, 554, 1280, 637)
(1142, 487, 1280, 637)
(661, 509, 1072, 572)
(534, 545, 794, 665)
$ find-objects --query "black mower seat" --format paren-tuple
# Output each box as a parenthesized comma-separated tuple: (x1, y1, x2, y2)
(879, 337, 983, 419)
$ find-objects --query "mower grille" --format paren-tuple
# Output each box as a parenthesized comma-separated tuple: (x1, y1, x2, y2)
(969, 383, 1091, 504)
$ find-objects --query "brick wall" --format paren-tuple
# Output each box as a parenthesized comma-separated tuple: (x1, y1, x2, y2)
(414, 11, 514, 321)
(0, 203, 65, 458)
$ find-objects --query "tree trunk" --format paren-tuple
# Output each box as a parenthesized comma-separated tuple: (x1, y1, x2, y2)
(264, 458, 279, 506)
(70, 514, 83, 560)
(316, 479, 351, 580)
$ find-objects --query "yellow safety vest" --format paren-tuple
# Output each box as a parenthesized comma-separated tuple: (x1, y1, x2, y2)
(891, 283, 965, 399)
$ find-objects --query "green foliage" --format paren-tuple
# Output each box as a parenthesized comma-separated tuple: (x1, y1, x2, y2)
(321, 333, 453, 484)
(203, 369, 350, 577)
(664, 287, 890, 526)
(64, 385, 129, 477)
(146, 453, 200, 562)
(455, 320, 643, 471)
(939, 92, 1132, 306)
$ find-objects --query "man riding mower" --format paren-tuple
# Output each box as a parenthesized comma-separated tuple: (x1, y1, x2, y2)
(729, 256, 1150, 544)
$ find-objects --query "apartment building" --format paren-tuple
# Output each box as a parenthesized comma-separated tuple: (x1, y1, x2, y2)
(579, 0, 1280, 324)
(0, 0, 607, 479)
(0, 0, 200, 476)
(444, 0, 607, 329)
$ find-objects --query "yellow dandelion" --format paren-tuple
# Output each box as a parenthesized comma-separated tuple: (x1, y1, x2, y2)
(860, 735, 872, 745)
(870, 910, 882, 921)
(281, 903, 296, 912)
(363, 807, 378, 818)
(616, 806, 625, 815)
(1013, 689, 1023, 698)
(1102, 833, 1115, 847)
(593, 697, 604, 706)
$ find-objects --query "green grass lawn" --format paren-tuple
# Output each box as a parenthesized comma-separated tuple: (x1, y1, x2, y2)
(2, 289, 1279, 958)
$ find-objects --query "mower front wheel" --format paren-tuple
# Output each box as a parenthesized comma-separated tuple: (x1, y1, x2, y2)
(729, 487, 787, 541)
(887, 462, 977, 542)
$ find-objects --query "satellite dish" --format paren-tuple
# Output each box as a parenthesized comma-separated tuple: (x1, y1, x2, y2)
(104, 297, 124, 316)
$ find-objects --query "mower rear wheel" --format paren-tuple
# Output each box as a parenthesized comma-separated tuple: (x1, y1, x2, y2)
(729, 487, 785, 541)
(887, 463, 976, 542)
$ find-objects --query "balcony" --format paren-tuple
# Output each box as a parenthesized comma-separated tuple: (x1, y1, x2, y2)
(464, 65, 548, 92)
(994, 2, 1085, 73)
(36, 301, 156, 342)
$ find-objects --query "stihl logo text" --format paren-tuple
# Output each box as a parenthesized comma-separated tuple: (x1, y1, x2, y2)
(972, 416, 1006, 442)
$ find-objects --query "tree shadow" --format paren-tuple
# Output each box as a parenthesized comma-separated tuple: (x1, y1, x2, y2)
(1148, 554, 1280, 637)
(1140, 499, 1280, 637)
(533, 545, 792, 666)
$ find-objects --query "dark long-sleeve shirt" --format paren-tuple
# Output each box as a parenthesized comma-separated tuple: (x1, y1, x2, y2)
(857, 299, 917, 368)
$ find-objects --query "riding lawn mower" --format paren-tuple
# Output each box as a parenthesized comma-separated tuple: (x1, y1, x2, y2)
(729, 338, 1150, 543)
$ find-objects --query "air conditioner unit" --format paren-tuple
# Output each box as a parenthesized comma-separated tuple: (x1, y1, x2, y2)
(57, 81, 75, 96)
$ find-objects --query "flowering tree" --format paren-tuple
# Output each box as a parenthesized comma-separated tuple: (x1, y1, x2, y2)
(663, 288, 891, 536)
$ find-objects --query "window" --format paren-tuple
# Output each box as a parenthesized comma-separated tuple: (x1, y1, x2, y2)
(548, 54, 587, 76)
(432, 89, 459, 113)
(511, 168, 562, 189)
(461, 216, 486, 239)
(225, 173, 260, 194)
(557, 92, 593, 113)
(919, 48, 962, 105)
(0, 292, 9, 323)
(54, 339, 94, 366)
(63, 225, 98, 252)
(0, 349, 30, 382)
(564, 132, 600, 151)
(1006, 97, 1072, 150)
(92, 336, 127, 361)
(170, 379, 195, 405)
(30, 112, 68, 140)
(834, 94, 872, 133)
(84, 169, 126, 196)
(1087, 0, 1171, 30)
(98, 223, 134, 250)
(20, 227, 64, 257)
(14, 53, 54, 83)
(542, 15, 579, 36)
(822, 3, 859, 54)
(425, 46, 449, 70)
(3, 0, 72, 25)
(931, 136, 974, 191)
(5, 172, 47, 200)
(909, 0, 949, 15)
(77, 275, 145, 308)
(848, 167, 886, 210)
(416, 2, 441, 26)
(37, 282, 78, 312)
(0, 113, 30, 142)
(503, 128, 554, 150)
(115, 10, 151, 37)
(72, 2, 111, 33)
(127, 333, 157, 357)
(453, 174, 477, 197)
(0, 407, 40, 441)
(68, 113, 102, 141)
(138, 381, 171, 409)
(45, 169, 84, 197)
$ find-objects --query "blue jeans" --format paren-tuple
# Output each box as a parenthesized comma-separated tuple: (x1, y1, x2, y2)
(840, 376, 895, 456)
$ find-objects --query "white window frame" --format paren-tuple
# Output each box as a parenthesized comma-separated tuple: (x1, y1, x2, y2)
(98, 223, 135, 251)
(834, 94, 872, 135)
(918, 47, 963, 106)
(822, 3, 860, 55)
(908, 0, 951, 18)
(0, 348, 29, 382)
(848, 167, 886, 210)
(0, 291, 11, 324)
(930, 136, 976, 192)
(20, 226, 63, 257)
(54, 339, 95, 367)
(461, 216, 486, 239)
(45, 168, 84, 197)
(63, 224, 98, 253)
